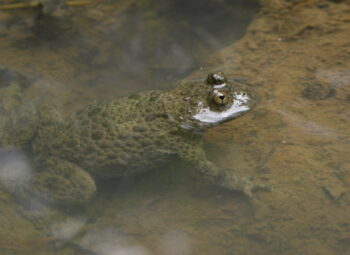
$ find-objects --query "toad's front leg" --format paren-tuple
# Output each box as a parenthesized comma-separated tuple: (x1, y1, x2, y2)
(176, 141, 266, 197)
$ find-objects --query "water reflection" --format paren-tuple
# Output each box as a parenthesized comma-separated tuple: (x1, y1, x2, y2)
(78, 227, 151, 255)
(0, 149, 32, 194)
(158, 230, 191, 255)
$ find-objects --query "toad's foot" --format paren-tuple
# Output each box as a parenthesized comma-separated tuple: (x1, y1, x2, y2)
(221, 173, 271, 198)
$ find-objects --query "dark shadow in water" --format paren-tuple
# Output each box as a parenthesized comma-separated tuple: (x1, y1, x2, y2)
(3, 0, 260, 94)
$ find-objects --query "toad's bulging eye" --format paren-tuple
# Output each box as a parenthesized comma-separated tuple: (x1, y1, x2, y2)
(213, 92, 228, 105)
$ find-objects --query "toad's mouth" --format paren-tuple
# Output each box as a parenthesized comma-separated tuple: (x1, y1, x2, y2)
(192, 92, 253, 124)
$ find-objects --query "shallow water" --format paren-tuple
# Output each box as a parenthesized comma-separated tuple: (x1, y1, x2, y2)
(0, 0, 259, 111)
(0, 0, 350, 254)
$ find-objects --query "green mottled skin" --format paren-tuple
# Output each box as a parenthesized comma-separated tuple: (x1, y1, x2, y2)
(0, 71, 258, 205)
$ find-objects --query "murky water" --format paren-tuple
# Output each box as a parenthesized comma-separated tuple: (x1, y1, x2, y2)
(0, 0, 259, 111)
(0, 0, 350, 254)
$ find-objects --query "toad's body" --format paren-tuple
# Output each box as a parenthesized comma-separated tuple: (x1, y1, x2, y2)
(0, 72, 257, 204)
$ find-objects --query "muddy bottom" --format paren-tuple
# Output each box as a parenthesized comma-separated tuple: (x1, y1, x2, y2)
(0, 0, 350, 255)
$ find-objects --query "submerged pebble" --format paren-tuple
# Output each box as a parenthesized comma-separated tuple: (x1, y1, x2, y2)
(302, 81, 335, 100)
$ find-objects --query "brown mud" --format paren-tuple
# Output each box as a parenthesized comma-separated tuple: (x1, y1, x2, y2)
(202, 0, 350, 254)
(0, 0, 349, 254)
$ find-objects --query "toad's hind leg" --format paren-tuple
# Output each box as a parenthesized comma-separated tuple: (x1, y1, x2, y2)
(0, 83, 38, 147)
(30, 158, 96, 205)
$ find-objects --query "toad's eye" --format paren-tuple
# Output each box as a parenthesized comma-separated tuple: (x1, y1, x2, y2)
(212, 91, 228, 105)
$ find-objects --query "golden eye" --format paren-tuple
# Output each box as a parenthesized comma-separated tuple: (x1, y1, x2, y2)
(213, 92, 228, 105)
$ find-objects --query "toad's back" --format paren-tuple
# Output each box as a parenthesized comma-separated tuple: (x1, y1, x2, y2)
(32, 90, 180, 177)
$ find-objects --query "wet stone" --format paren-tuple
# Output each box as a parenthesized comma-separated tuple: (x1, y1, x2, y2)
(322, 185, 346, 201)
(302, 82, 335, 100)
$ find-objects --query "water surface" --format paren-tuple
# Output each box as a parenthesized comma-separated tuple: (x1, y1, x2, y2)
(0, 0, 350, 255)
